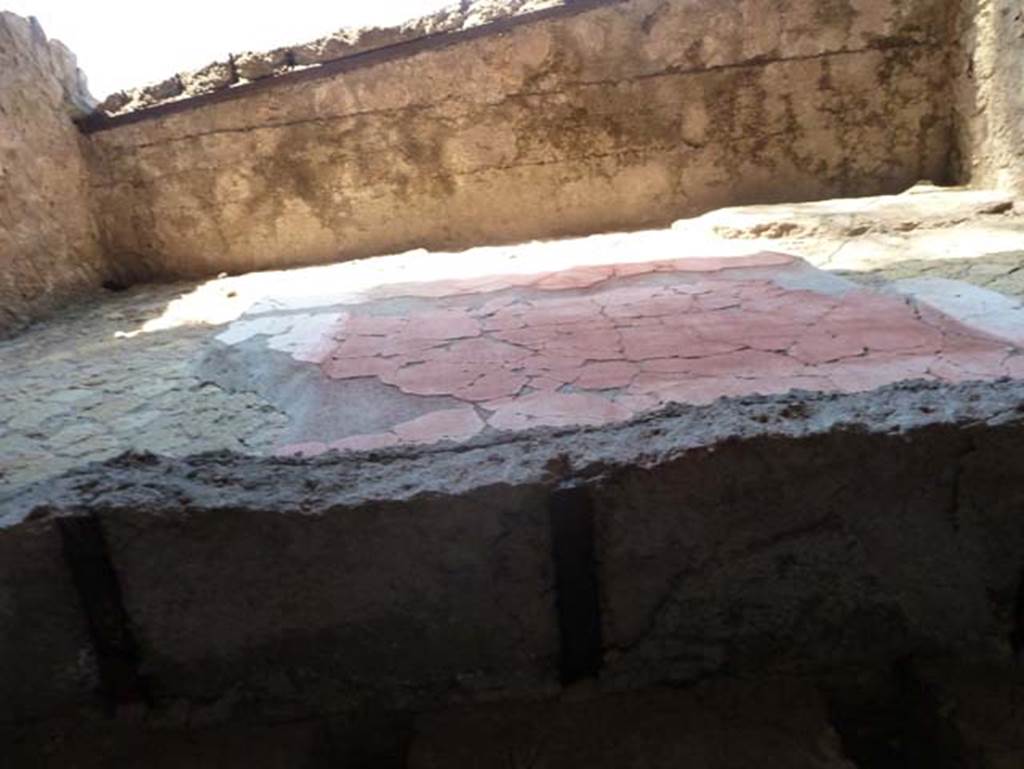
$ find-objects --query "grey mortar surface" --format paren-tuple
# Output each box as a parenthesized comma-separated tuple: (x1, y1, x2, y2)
(6, 380, 1024, 521)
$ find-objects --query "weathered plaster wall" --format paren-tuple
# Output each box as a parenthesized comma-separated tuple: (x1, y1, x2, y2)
(0, 13, 106, 336)
(952, 0, 1024, 193)
(85, 0, 954, 280)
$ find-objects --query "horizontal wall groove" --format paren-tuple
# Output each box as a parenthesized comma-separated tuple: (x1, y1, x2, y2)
(87, 39, 943, 153)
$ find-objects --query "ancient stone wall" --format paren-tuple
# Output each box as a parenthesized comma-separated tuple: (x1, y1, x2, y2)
(91, 0, 583, 117)
(83, 0, 954, 281)
(0, 13, 106, 336)
(952, 0, 1024, 193)
(4, 381, 1024, 765)
(3, 0, 1022, 325)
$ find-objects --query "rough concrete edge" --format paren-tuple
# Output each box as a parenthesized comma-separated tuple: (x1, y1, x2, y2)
(78, 0, 626, 133)
(3, 379, 1023, 525)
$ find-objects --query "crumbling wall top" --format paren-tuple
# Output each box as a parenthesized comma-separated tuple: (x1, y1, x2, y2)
(91, 0, 616, 121)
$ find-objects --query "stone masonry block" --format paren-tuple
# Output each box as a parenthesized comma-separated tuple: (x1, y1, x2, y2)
(596, 425, 1021, 688)
(409, 678, 855, 768)
(97, 483, 558, 718)
(0, 517, 97, 723)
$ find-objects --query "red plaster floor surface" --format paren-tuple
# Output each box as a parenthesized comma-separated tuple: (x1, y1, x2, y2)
(210, 253, 1024, 455)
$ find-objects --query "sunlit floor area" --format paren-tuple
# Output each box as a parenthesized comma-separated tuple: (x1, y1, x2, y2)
(2, 185, 1022, 496)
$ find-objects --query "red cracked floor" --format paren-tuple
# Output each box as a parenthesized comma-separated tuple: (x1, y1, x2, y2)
(270, 254, 1023, 456)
